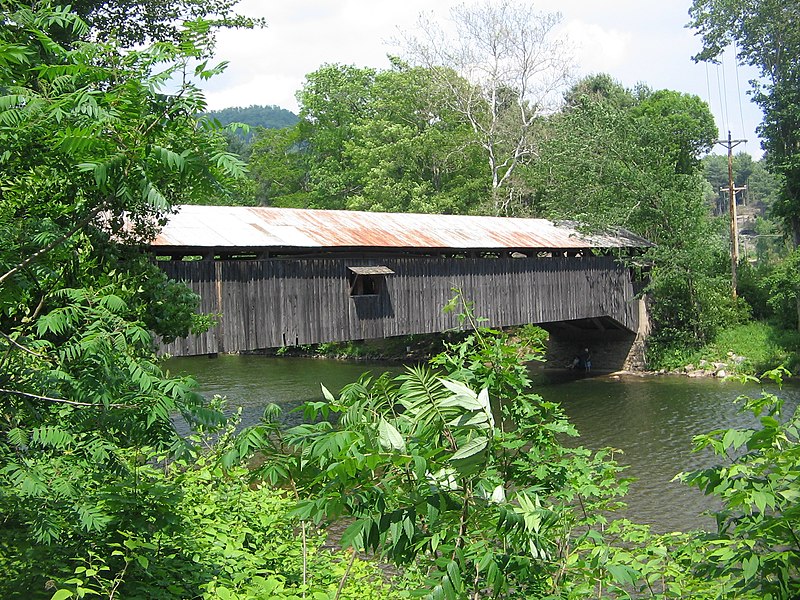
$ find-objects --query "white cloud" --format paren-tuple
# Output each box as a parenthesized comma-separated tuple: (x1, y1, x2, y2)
(561, 20, 632, 75)
(199, 0, 765, 156)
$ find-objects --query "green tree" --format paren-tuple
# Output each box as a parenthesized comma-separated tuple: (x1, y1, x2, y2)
(562, 72, 637, 110)
(527, 76, 738, 358)
(0, 2, 248, 594)
(249, 61, 487, 213)
(340, 61, 487, 214)
(746, 158, 781, 213)
(689, 0, 800, 248)
(37, 0, 263, 48)
(703, 153, 730, 214)
(248, 125, 310, 207)
(765, 247, 800, 330)
(633, 89, 717, 175)
(295, 63, 377, 209)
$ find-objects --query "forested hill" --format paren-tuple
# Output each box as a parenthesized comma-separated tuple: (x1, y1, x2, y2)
(205, 104, 298, 131)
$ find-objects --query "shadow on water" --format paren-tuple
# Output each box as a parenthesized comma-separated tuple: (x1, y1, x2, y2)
(167, 355, 800, 534)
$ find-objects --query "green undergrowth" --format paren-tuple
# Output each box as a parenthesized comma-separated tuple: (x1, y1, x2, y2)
(229, 294, 800, 598)
(1, 421, 405, 600)
(649, 320, 800, 375)
(271, 324, 549, 363)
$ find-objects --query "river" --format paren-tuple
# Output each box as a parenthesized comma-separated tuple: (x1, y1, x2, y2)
(166, 354, 800, 533)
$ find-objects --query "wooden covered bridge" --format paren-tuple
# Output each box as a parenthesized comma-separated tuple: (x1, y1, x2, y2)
(151, 206, 652, 370)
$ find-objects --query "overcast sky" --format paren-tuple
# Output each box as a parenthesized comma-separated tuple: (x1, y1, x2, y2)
(203, 0, 764, 158)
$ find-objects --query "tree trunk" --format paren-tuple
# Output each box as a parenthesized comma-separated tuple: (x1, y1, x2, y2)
(796, 295, 800, 333)
(791, 215, 800, 249)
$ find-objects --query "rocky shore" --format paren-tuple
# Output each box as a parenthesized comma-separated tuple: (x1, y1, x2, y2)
(654, 352, 748, 378)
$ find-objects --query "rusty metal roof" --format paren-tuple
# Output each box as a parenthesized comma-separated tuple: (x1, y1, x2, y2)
(150, 205, 651, 251)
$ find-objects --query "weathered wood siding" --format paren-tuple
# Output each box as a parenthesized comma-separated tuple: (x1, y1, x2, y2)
(157, 255, 638, 356)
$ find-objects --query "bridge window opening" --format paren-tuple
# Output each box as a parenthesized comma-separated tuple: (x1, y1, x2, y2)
(348, 265, 394, 297)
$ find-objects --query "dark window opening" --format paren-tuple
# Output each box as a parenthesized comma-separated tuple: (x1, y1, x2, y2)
(348, 265, 394, 297)
(350, 273, 380, 296)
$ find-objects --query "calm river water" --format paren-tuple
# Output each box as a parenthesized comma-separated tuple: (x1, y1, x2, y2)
(166, 355, 800, 533)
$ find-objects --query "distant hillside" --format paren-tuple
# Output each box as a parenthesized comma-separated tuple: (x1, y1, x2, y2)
(205, 105, 298, 133)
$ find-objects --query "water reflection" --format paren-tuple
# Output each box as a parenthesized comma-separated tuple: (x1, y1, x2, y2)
(166, 354, 404, 427)
(166, 355, 799, 533)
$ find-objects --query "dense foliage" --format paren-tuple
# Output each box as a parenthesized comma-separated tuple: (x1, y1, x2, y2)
(247, 61, 487, 212)
(238, 297, 633, 598)
(231, 295, 800, 599)
(690, 0, 800, 249)
(679, 367, 800, 599)
(0, 1, 256, 596)
(525, 76, 743, 361)
(48, 0, 264, 48)
(702, 153, 779, 216)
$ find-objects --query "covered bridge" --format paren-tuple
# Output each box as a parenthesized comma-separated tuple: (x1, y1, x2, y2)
(151, 205, 652, 369)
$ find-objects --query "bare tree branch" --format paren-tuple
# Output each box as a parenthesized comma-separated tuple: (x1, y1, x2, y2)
(0, 388, 132, 409)
(0, 331, 47, 358)
(402, 0, 574, 214)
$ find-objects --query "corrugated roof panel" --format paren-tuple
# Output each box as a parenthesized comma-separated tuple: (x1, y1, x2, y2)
(150, 205, 652, 250)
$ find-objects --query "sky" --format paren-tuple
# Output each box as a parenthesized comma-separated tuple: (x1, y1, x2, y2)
(203, 0, 764, 159)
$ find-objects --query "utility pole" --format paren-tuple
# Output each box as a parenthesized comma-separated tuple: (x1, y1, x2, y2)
(717, 131, 747, 298)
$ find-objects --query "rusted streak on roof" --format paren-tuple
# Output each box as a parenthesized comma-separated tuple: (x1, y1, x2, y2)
(150, 205, 652, 250)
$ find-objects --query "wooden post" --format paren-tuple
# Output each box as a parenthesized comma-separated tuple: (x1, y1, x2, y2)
(717, 131, 747, 298)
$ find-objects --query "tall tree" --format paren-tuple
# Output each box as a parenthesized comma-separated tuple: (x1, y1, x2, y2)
(340, 61, 487, 214)
(295, 63, 377, 209)
(527, 76, 732, 352)
(248, 125, 310, 206)
(28, 0, 263, 48)
(0, 2, 247, 589)
(250, 61, 487, 213)
(403, 0, 573, 215)
(689, 0, 800, 247)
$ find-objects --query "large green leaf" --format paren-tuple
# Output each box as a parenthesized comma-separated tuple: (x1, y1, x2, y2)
(378, 418, 406, 451)
(449, 436, 488, 461)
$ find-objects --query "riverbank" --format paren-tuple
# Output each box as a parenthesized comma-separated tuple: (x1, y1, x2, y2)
(651, 321, 800, 379)
(243, 320, 800, 381)
(247, 324, 549, 364)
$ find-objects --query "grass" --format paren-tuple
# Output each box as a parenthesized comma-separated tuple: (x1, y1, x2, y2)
(673, 321, 800, 376)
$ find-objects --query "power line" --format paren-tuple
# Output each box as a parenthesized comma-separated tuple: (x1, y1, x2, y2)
(705, 62, 716, 126)
(716, 63, 728, 134)
(721, 51, 731, 135)
(732, 40, 748, 151)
